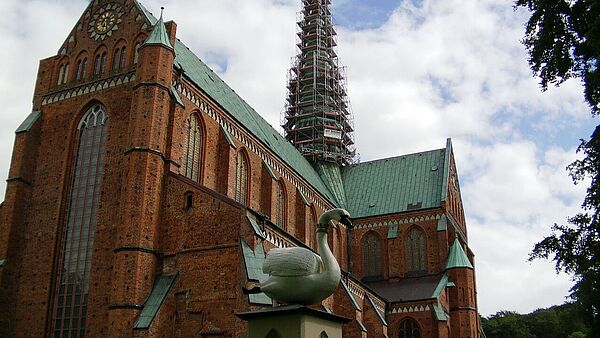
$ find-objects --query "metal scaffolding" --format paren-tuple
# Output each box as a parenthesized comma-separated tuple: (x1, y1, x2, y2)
(283, 0, 355, 166)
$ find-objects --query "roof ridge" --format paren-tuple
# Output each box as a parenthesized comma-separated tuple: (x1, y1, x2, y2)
(348, 147, 446, 167)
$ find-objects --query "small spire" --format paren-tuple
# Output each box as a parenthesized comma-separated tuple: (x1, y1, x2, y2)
(141, 6, 173, 50)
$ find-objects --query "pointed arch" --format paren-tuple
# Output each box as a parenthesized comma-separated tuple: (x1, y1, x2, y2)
(275, 179, 287, 229)
(235, 149, 250, 204)
(53, 104, 109, 337)
(112, 39, 128, 71)
(56, 56, 70, 85)
(362, 231, 382, 280)
(399, 318, 421, 338)
(93, 45, 108, 75)
(73, 51, 89, 81)
(320, 331, 329, 338)
(406, 226, 427, 275)
(183, 112, 205, 182)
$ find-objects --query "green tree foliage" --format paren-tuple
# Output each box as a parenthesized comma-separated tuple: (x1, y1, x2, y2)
(482, 303, 590, 338)
(515, 0, 600, 114)
(514, 0, 600, 334)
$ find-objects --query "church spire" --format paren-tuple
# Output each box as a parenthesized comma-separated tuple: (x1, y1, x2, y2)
(283, 0, 355, 166)
(142, 7, 172, 50)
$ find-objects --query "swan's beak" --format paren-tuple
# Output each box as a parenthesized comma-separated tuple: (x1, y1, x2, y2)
(339, 214, 353, 228)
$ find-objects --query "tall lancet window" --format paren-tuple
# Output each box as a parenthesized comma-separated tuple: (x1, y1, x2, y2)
(54, 104, 108, 338)
(234, 150, 249, 204)
(275, 180, 286, 228)
(362, 232, 382, 279)
(183, 113, 203, 182)
(406, 227, 427, 275)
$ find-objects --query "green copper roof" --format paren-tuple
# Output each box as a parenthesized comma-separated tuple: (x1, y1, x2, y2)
(314, 162, 346, 207)
(133, 274, 177, 329)
(173, 40, 337, 203)
(432, 274, 449, 298)
(433, 303, 448, 321)
(15, 111, 41, 134)
(170, 86, 184, 107)
(342, 148, 447, 218)
(366, 295, 388, 326)
(241, 240, 271, 305)
(221, 126, 237, 148)
(341, 280, 361, 311)
(445, 239, 473, 270)
(142, 12, 172, 49)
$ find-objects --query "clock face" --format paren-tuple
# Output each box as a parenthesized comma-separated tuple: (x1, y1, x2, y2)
(88, 3, 124, 41)
(96, 11, 117, 33)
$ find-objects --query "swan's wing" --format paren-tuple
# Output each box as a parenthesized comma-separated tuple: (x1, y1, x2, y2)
(263, 247, 320, 276)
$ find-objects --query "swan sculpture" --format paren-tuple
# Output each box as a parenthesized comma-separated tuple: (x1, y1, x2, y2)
(245, 208, 352, 305)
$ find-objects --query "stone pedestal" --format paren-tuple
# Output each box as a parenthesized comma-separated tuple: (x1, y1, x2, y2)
(236, 305, 351, 338)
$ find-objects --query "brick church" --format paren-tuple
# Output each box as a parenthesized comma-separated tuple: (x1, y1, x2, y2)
(0, 0, 483, 337)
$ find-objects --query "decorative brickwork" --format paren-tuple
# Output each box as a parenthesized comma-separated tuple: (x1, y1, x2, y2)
(0, 1, 481, 337)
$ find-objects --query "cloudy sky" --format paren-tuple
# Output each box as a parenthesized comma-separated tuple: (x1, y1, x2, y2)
(0, 0, 596, 317)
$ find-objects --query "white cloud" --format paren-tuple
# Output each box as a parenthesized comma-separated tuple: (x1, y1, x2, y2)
(0, 0, 594, 317)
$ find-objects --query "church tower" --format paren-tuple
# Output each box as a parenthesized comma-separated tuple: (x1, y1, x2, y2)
(283, 0, 355, 166)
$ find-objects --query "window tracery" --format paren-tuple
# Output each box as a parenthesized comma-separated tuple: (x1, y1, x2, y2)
(183, 113, 203, 182)
(235, 150, 249, 204)
(363, 231, 382, 279)
(406, 227, 426, 274)
(53, 104, 108, 337)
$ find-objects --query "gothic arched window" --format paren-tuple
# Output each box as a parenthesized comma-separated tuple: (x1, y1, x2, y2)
(183, 113, 203, 182)
(275, 180, 286, 228)
(120, 47, 127, 68)
(406, 227, 426, 274)
(363, 232, 382, 279)
(235, 150, 249, 204)
(53, 104, 108, 337)
(399, 318, 420, 338)
(113, 48, 121, 70)
(75, 58, 87, 81)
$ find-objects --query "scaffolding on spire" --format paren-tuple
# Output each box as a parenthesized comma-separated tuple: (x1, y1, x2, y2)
(283, 0, 355, 166)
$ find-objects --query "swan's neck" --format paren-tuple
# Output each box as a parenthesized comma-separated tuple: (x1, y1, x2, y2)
(317, 228, 340, 276)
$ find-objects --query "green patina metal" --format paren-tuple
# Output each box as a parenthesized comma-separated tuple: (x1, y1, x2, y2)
(241, 240, 271, 305)
(221, 126, 237, 148)
(445, 239, 474, 270)
(141, 12, 172, 49)
(15, 111, 41, 134)
(262, 160, 277, 180)
(433, 303, 449, 321)
(432, 274, 449, 298)
(314, 162, 346, 207)
(340, 280, 361, 311)
(343, 148, 447, 218)
(366, 295, 387, 326)
(0, 259, 6, 267)
(133, 274, 178, 329)
(170, 86, 184, 107)
(246, 216, 266, 239)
